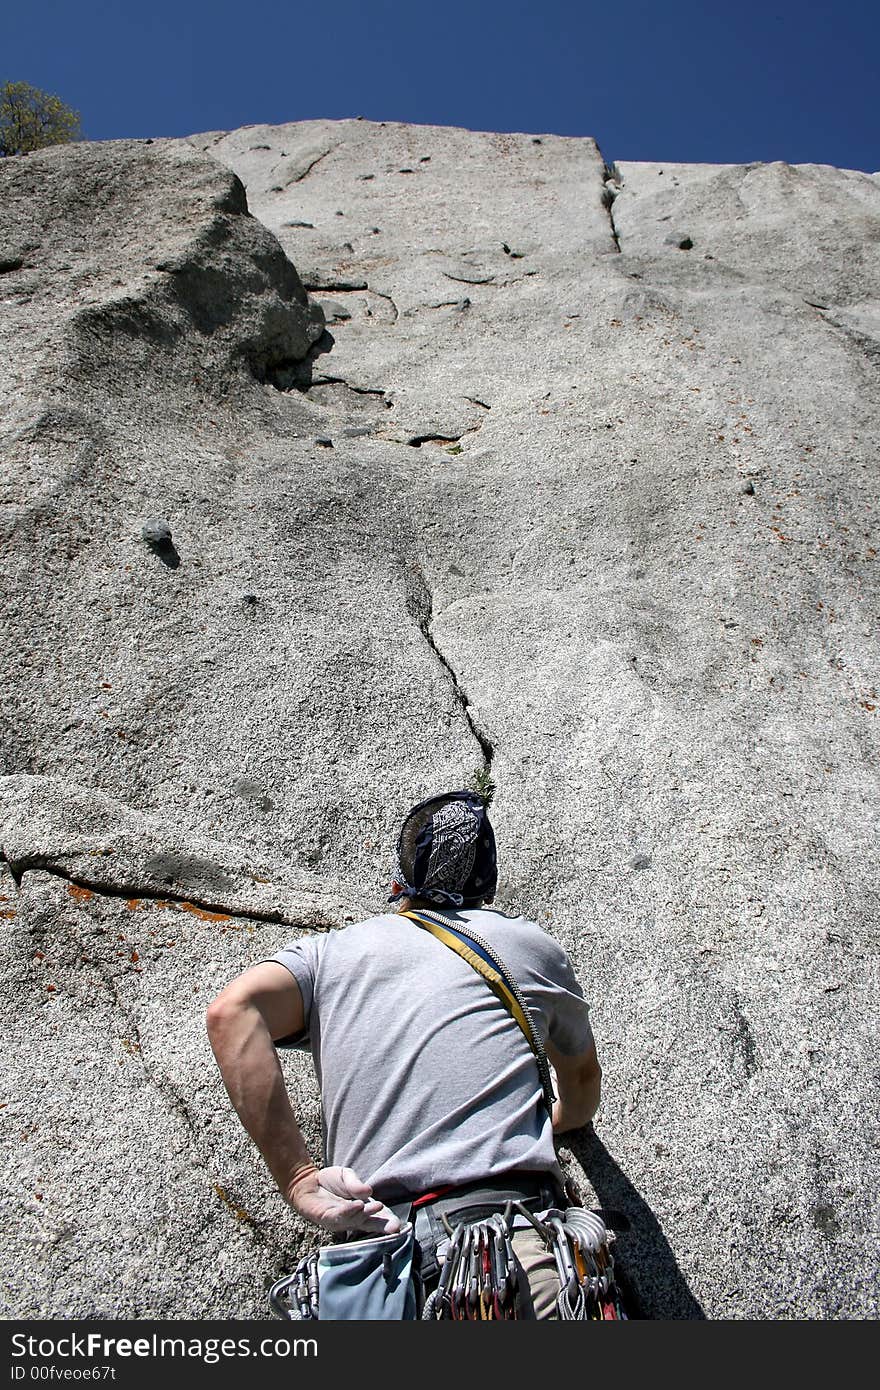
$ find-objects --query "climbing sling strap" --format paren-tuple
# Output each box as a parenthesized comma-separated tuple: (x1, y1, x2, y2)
(398, 908, 557, 1113)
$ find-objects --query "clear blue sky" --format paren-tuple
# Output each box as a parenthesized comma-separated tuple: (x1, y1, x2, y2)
(5, 0, 877, 171)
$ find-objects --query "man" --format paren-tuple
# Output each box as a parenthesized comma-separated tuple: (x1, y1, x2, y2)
(206, 789, 601, 1317)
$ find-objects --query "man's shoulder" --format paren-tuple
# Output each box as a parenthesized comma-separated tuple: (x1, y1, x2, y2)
(467, 905, 580, 968)
(320, 911, 408, 952)
(341, 910, 400, 935)
(463, 907, 565, 957)
(273, 912, 397, 960)
(463, 906, 548, 936)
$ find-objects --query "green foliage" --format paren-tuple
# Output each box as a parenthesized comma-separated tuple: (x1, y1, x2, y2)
(0, 81, 81, 157)
(471, 766, 496, 805)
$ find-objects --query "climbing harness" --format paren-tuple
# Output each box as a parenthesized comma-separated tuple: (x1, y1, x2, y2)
(269, 1201, 626, 1321)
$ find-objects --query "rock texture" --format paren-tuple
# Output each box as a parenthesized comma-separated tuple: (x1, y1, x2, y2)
(1, 122, 878, 1319)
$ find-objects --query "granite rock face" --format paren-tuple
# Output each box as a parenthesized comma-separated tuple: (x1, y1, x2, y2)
(1, 122, 878, 1319)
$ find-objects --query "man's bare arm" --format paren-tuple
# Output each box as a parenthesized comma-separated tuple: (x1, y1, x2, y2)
(547, 1035, 602, 1134)
(206, 963, 317, 1199)
(206, 963, 399, 1233)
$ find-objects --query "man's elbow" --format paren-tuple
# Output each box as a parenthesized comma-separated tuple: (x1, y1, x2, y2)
(205, 995, 224, 1038)
(205, 989, 248, 1047)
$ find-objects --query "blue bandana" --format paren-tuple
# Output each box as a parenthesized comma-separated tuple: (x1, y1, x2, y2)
(389, 791, 497, 908)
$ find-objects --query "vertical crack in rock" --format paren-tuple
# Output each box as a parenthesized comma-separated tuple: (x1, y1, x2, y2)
(812, 311, 880, 368)
(599, 152, 623, 253)
(273, 146, 334, 184)
(404, 564, 495, 778)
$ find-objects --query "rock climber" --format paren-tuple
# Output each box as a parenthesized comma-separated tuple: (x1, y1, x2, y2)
(206, 788, 601, 1317)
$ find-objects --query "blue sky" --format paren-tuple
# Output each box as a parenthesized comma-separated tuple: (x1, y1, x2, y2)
(5, 0, 877, 171)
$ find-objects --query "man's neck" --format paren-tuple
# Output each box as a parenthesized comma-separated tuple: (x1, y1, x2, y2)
(395, 898, 486, 914)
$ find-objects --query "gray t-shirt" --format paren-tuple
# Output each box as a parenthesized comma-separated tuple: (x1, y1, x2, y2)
(269, 907, 593, 1202)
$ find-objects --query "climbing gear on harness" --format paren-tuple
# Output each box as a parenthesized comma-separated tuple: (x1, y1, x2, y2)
(511, 1203, 628, 1320)
(418, 1201, 626, 1320)
(269, 1223, 419, 1321)
(421, 1210, 522, 1319)
(405, 1171, 563, 1284)
(271, 1250, 320, 1320)
(400, 908, 556, 1113)
(268, 1176, 566, 1321)
(270, 1205, 627, 1322)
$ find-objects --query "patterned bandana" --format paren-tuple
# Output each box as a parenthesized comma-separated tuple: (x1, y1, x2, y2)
(389, 790, 497, 908)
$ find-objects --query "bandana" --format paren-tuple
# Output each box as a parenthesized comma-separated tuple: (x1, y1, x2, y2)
(389, 790, 497, 908)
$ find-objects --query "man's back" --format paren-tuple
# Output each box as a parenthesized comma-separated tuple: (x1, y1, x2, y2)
(270, 906, 593, 1202)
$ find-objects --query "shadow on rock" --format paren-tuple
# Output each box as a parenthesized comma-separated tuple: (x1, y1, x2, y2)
(149, 537, 180, 569)
(263, 329, 335, 391)
(566, 1128, 706, 1320)
(141, 518, 180, 569)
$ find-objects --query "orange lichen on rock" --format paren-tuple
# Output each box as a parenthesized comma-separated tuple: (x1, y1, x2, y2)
(213, 1183, 251, 1222)
(179, 902, 231, 923)
(68, 885, 94, 903)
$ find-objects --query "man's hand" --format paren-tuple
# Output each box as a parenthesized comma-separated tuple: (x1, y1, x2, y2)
(290, 1165, 402, 1236)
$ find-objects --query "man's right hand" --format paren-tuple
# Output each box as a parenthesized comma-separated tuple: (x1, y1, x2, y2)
(290, 1165, 402, 1236)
